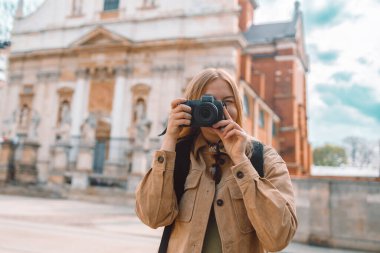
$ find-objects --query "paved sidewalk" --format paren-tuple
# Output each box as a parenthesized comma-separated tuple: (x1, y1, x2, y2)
(0, 195, 369, 253)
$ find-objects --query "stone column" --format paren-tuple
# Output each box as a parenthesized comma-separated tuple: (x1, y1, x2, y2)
(69, 69, 89, 163)
(70, 69, 88, 137)
(109, 67, 128, 163)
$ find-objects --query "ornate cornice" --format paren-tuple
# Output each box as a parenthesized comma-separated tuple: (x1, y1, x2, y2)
(75, 68, 90, 79)
(151, 64, 184, 73)
(204, 62, 236, 70)
(36, 70, 61, 82)
(115, 65, 133, 77)
(9, 73, 23, 84)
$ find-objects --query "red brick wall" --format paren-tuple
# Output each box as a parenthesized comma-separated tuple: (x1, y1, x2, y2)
(250, 51, 311, 175)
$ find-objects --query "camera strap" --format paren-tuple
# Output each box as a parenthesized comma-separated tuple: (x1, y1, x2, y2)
(158, 135, 264, 253)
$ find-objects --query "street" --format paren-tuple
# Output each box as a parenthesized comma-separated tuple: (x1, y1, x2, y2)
(0, 195, 368, 253)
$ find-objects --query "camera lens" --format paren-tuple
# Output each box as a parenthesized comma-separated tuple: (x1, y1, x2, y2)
(200, 108, 211, 119)
(194, 103, 218, 126)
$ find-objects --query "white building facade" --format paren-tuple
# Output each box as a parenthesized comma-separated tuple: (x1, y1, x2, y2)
(0, 0, 281, 185)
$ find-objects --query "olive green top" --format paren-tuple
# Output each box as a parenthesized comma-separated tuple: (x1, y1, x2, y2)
(202, 207, 222, 253)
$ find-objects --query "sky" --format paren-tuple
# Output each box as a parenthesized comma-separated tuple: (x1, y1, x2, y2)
(254, 0, 380, 147)
(1, 0, 379, 148)
(0, 0, 45, 39)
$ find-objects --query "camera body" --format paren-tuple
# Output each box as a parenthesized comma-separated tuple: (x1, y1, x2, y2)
(183, 95, 224, 127)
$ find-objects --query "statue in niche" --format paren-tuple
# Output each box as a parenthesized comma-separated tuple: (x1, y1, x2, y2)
(19, 105, 30, 130)
(56, 101, 71, 142)
(134, 99, 151, 148)
(28, 111, 40, 140)
(80, 115, 96, 145)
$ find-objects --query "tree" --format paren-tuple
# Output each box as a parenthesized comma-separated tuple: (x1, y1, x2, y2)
(343, 136, 374, 168)
(313, 144, 347, 166)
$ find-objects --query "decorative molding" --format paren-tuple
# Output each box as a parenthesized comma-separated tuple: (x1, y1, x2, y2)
(204, 62, 236, 70)
(75, 68, 89, 79)
(151, 64, 184, 73)
(131, 83, 151, 97)
(9, 73, 23, 84)
(89, 66, 115, 81)
(36, 70, 61, 82)
(138, 0, 158, 10)
(115, 65, 133, 77)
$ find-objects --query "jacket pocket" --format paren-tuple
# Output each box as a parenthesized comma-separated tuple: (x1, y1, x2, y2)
(228, 182, 254, 234)
(176, 169, 202, 222)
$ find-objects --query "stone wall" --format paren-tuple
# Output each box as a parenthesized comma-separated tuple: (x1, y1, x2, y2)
(292, 177, 380, 252)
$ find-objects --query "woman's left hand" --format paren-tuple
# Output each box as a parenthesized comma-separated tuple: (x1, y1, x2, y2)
(211, 107, 250, 165)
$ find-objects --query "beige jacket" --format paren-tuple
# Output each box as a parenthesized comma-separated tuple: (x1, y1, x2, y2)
(136, 135, 297, 253)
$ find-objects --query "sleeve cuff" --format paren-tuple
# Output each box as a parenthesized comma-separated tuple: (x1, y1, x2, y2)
(152, 150, 176, 171)
(231, 159, 260, 184)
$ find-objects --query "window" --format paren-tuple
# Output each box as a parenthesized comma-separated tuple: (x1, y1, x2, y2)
(258, 110, 265, 128)
(103, 0, 119, 11)
(272, 121, 277, 136)
(243, 95, 250, 116)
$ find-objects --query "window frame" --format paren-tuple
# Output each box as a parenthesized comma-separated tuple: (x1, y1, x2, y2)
(103, 0, 120, 11)
(258, 110, 265, 128)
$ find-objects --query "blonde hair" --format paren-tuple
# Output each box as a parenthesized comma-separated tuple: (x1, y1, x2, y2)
(179, 68, 244, 139)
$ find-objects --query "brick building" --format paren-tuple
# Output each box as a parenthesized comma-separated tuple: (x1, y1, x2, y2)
(242, 1, 311, 175)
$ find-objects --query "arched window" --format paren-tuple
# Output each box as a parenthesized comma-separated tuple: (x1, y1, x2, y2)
(104, 0, 119, 11)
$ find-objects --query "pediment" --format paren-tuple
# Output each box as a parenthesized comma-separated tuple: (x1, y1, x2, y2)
(70, 26, 132, 48)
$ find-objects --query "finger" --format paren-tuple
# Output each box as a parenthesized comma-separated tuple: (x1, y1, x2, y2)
(173, 104, 192, 113)
(212, 119, 234, 129)
(222, 123, 235, 136)
(171, 98, 187, 109)
(173, 119, 191, 127)
(223, 106, 233, 120)
(224, 129, 244, 139)
(173, 112, 192, 120)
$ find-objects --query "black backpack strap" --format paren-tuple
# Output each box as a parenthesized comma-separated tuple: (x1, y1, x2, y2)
(158, 135, 194, 253)
(250, 140, 264, 177)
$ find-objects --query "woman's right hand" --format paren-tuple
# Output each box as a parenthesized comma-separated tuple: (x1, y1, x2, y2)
(161, 98, 192, 151)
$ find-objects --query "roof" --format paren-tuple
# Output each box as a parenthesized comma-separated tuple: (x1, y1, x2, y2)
(244, 1, 302, 45)
(244, 21, 296, 44)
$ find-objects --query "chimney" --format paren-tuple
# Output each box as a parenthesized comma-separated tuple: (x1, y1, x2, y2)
(239, 0, 258, 32)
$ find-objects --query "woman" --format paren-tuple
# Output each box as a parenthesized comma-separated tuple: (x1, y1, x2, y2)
(135, 68, 297, 253)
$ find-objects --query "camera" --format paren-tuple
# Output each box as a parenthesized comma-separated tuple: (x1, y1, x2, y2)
(183, 95, 225, 127)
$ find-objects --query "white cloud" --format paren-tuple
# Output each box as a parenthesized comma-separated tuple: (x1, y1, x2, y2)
(254, 0, 380, 146)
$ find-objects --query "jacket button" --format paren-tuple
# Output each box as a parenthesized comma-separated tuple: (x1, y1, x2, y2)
(218, 158, 225, 165)
(236, 171, 244, 179)
(157, 156, 165, 163)
(216, 199, 224, 206)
